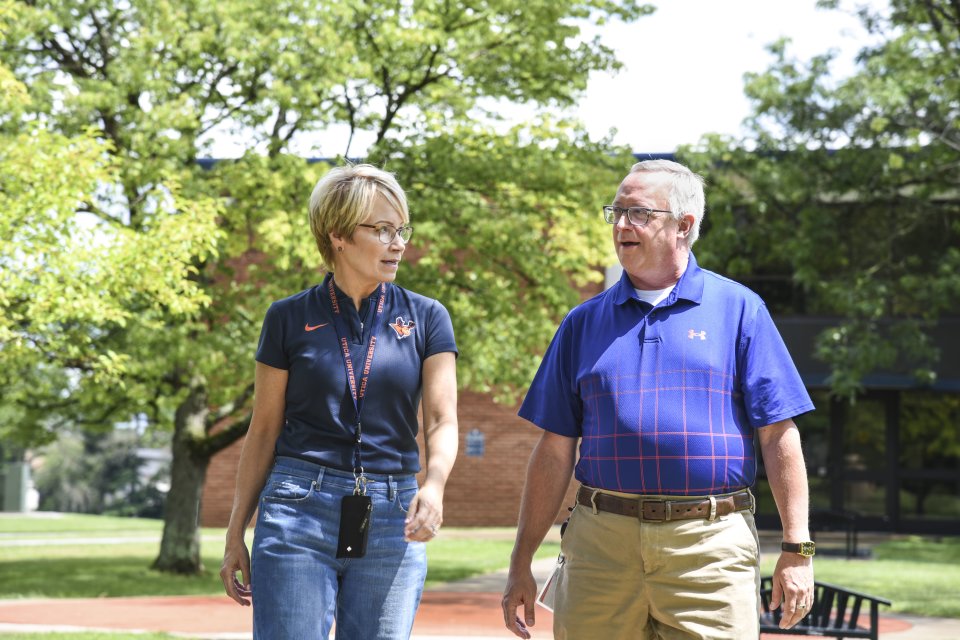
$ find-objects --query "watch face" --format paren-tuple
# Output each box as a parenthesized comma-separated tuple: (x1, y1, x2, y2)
(782, 541, 817, 556)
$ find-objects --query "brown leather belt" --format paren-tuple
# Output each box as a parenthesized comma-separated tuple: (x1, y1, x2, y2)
(576, 486, 754, 522)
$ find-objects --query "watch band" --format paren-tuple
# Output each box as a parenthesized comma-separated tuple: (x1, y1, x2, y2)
(781, 541, 816, 557)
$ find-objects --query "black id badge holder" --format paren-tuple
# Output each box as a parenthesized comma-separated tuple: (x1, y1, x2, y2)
(337, 475, 372, 558)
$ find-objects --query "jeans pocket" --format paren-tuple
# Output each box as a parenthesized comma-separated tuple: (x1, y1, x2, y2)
(261, 473, 315, 504)
(394, 487, 418, 514)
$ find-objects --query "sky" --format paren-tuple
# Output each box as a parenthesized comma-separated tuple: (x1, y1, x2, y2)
(211, 1, 887, 159)
(572, 0, 886, 153)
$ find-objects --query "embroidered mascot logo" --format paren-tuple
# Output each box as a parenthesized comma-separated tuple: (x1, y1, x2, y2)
(390, 316, 416, 339)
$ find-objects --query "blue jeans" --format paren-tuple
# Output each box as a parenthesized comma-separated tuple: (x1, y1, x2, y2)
(251, 457, 426, 639)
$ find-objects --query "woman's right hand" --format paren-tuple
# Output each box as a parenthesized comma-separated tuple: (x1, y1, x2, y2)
(219, 363, 289, 606)
(220, 536, 252, 606)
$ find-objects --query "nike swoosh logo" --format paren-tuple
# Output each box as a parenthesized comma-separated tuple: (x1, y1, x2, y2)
(304, 323, 329, 332)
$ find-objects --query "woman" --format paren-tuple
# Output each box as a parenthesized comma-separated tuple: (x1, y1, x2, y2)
(220, 164, 459, 639)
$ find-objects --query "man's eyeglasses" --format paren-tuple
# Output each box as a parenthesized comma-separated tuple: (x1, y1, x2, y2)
(356, 223, 414, 244)
(602, 205, 673, 227)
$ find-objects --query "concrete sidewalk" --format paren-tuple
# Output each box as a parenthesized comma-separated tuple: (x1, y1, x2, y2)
(0, 590, 523, 639)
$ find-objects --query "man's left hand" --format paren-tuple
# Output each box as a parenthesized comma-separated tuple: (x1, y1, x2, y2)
(770, 553, 814, 629)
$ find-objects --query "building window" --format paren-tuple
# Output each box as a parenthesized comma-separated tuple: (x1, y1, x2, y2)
(465, 429, 485, 457)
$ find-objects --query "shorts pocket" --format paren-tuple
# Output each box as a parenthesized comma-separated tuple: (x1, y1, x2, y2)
(261, 473, 315, 504)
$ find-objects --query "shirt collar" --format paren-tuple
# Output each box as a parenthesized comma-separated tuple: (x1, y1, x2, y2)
(323, 272, 387, 302)
(612, 252, 705, 307)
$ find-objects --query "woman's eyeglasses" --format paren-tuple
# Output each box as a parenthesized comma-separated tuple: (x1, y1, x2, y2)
(356, 223, 414, 244)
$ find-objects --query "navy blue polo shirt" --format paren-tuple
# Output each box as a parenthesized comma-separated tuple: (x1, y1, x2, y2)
(256, 273, 458, 474)
(519, 253, 814, 495)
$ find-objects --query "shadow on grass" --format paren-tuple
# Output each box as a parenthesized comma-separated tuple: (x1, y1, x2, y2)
(424, 563, 496, 585)
(873, 535, 960, 563)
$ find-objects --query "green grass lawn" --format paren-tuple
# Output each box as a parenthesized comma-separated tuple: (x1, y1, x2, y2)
(0, 513, 163, 535)
(759, 535, 960, 618)
(0, 513, 557, 598)
(2, 513, 958, 621)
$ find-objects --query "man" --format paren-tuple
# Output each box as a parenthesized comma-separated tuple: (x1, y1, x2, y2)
(501, 160, 815, 639)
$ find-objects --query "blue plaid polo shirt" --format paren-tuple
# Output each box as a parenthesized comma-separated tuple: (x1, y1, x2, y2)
(519, 253, 814, 495)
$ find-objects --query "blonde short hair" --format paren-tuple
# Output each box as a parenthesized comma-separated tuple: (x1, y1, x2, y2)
(308, 164, 409, 267)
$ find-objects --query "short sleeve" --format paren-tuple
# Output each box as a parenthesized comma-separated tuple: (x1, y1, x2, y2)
(518, 317, 583, 437)
(739, 303, 815, 427)
(255, 302, 289, 370)
(423, 299, 458, 359)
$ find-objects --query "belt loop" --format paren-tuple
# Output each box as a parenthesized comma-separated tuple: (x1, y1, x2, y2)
(664, 501, 672, 522)
(748, 490, 756, 514)
(708, 496, 718, 521)
(590, 490, 599, 515)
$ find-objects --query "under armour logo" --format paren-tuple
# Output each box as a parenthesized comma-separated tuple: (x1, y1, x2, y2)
(688, 329, 706, 340)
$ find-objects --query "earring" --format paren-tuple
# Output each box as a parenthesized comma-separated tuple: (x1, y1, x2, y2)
(337, 246, 343, 252)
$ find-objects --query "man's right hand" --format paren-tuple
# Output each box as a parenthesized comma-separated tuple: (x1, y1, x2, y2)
(502, 565, 538, 639)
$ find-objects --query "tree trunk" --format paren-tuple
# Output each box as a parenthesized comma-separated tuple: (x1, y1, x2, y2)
(152, 377, 211, 575)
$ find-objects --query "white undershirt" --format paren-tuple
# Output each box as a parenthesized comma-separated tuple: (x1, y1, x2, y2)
(634, 285, 674, 307)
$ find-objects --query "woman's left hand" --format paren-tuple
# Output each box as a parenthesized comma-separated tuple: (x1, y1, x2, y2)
(409, 352, 457, 543)
(404, 482, 444, 542)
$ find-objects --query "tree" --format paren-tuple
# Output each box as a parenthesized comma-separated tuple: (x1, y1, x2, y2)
(1, 0, 649, 573)
(34, 426, 169, 517)
(0, 15, 218, 449)
(387, 120, 630, 396)
(684, 0, 960, 398)
(898, 392, 960, 516)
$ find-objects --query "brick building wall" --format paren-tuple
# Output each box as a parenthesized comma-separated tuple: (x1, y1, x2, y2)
(201, 429, 245, 528)
(420, 390, 578, 527)
(200, 390, 578, 528)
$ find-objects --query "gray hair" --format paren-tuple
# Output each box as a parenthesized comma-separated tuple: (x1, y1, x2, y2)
(629, 159, 705, 246)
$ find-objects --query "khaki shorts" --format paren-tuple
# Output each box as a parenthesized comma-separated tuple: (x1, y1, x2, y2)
(553, 489, 761, 640)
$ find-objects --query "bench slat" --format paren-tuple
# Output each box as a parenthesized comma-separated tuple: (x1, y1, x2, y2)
(759, 577, 890, 639)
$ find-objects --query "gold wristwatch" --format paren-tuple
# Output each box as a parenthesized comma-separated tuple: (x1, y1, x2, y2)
(781, 541, 816, 557)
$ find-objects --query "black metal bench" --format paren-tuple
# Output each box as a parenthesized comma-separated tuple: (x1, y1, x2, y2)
(810, 509, 861, 558)
(759, 577, 891, 639)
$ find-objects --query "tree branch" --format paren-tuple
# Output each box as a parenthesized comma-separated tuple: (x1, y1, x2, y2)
(197, 61, 241, 115)
(41, 32, 93, 79)
(194, 412, 252, 457)
(376, 46, 449, 143)
(78, 200, 128, 229)
(267, 106, 288, 156)
(204, 382, 255, 432)
(87, 8, 115, 73)
(343, 87, 358, 158)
